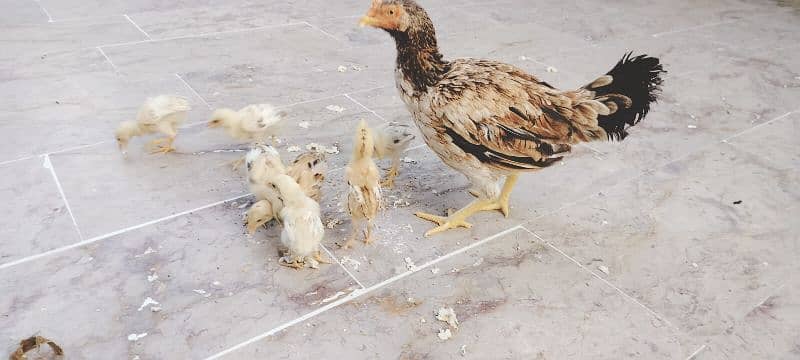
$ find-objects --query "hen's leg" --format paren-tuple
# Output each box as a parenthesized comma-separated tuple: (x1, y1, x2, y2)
(380, 157, 400, 188)
(417, 199, 499, 237)
(496, 174, 518, 217)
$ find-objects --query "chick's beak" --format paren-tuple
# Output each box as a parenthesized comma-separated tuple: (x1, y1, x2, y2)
(246, 223, 257, 236)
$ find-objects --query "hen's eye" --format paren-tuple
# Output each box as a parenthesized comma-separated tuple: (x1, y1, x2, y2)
(389, 10, 394, 15)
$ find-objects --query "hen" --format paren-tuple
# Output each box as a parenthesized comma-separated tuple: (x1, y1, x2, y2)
(360, 0, 665, 236)
(115, 95, 191, 156)
(344, 120, 382, 248)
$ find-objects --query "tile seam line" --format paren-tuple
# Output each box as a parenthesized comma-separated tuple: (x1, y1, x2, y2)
(320, 244, 366, 289)
(0, 193, 251, 270)
(343, 93, 386, 121)
(43, 154, 84, 240)
(123, 14, 152, 40)
(521, 226, 679, 331)
(175, 73, 212, 110)
(96, 46, 118, 72)
(31, 0, 53, 22)
(685, 344, 707, 360)
(203, 225, 524, 359)
(96, 22, 307, 49)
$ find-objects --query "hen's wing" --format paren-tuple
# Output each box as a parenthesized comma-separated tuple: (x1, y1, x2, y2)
(432, 59, 610, 171)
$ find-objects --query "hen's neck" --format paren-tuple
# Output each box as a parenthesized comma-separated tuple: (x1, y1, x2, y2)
(390, 29, 449, 93)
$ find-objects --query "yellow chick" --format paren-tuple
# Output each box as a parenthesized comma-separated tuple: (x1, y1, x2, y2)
(373, 122, 416, 188)
(344, 120, 382, 249)
(115, 95, 191, 156)
(286, 151, 327, 202)
(270, 173, 327, 269)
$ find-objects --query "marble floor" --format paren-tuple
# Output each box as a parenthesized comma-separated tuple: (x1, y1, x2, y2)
(1, 0, 798, 359)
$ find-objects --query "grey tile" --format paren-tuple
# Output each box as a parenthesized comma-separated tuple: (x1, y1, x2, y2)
(0, 48, 113, 82)
(0, 157, 80, 265)
(694, 282, 800, 360)
(0, 16, 145, 60)
(725, 112, 799, 172)
(0, 0, 48, 25)
(235, 228, 691, 359)
(0, 203, 358, 359)
(103, 24, 395, 106)
(530, 144, 800, 341)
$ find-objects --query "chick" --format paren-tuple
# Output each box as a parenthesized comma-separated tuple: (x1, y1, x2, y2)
(373, 122, 416, 188)
(245, 144, 286, 235)
(115, 95, 191, 156)
(344, 120, 382, 249)
(245, 148, 328, 235)
(209, 104, 285, 169)
(270, 173, 327, 269)
(286, 151, 327, 202)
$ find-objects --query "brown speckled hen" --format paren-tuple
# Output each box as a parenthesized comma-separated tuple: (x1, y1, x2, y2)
(360, 0, 665, 237)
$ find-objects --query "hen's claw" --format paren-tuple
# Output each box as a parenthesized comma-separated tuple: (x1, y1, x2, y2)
(415, 211, 473, 237)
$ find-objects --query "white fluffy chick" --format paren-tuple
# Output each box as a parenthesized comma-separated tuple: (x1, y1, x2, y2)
(115, 95, 191, 157)
(270, 174, 327, 269)
(209, 103, 284, 143)
(209, 104, 285, 170)
(286, 151, 327, 203)
(344, 120, 382, 249)
(373, 122, 416, 188)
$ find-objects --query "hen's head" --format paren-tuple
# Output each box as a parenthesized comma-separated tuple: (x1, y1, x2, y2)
(359, 0, 432, 36)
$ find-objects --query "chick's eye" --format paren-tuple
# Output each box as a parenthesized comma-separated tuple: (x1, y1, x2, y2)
(393, 139, 400, 144)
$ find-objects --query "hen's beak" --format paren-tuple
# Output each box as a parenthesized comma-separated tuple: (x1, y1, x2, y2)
(359, 16, 380, 28)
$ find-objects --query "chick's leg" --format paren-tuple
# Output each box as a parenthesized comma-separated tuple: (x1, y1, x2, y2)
(314, 250, 331, 264)
(364, 219, 374, 245)
(342, 217, 362, 249)
(229, 155, 246, 171)
(380, 157, 400, 188)
(150, 136, 176, 154)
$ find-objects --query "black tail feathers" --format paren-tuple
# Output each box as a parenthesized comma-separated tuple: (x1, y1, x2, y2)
(586, 52, 665, 140)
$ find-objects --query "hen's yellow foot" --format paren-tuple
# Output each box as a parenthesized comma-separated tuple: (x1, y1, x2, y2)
(415, 211, 473, 237)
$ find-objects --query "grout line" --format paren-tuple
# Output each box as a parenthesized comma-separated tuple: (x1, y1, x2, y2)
(99, 22, 306, 49)
(685, 344, 707, 360)
(175, 73, 212, 110)
(275, 93, 344, 110)
(521, 227, 678, 331)
(721, 111, 794, 143)
(405, 143, 427, 152)
(32, 0, 53, 22)
(123, 14, 152, 40)
(42, 154, 84, 240)
(343, 93, 385, 121)
(0, 193, 251, 271)
(651, 19, 742, 38)
(96, 46, 118, 72)
(320, 244, 366, 289)
(301, 21, 343, 43)
(205, 225, 523, 359)
(0, 155, 36, 167)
